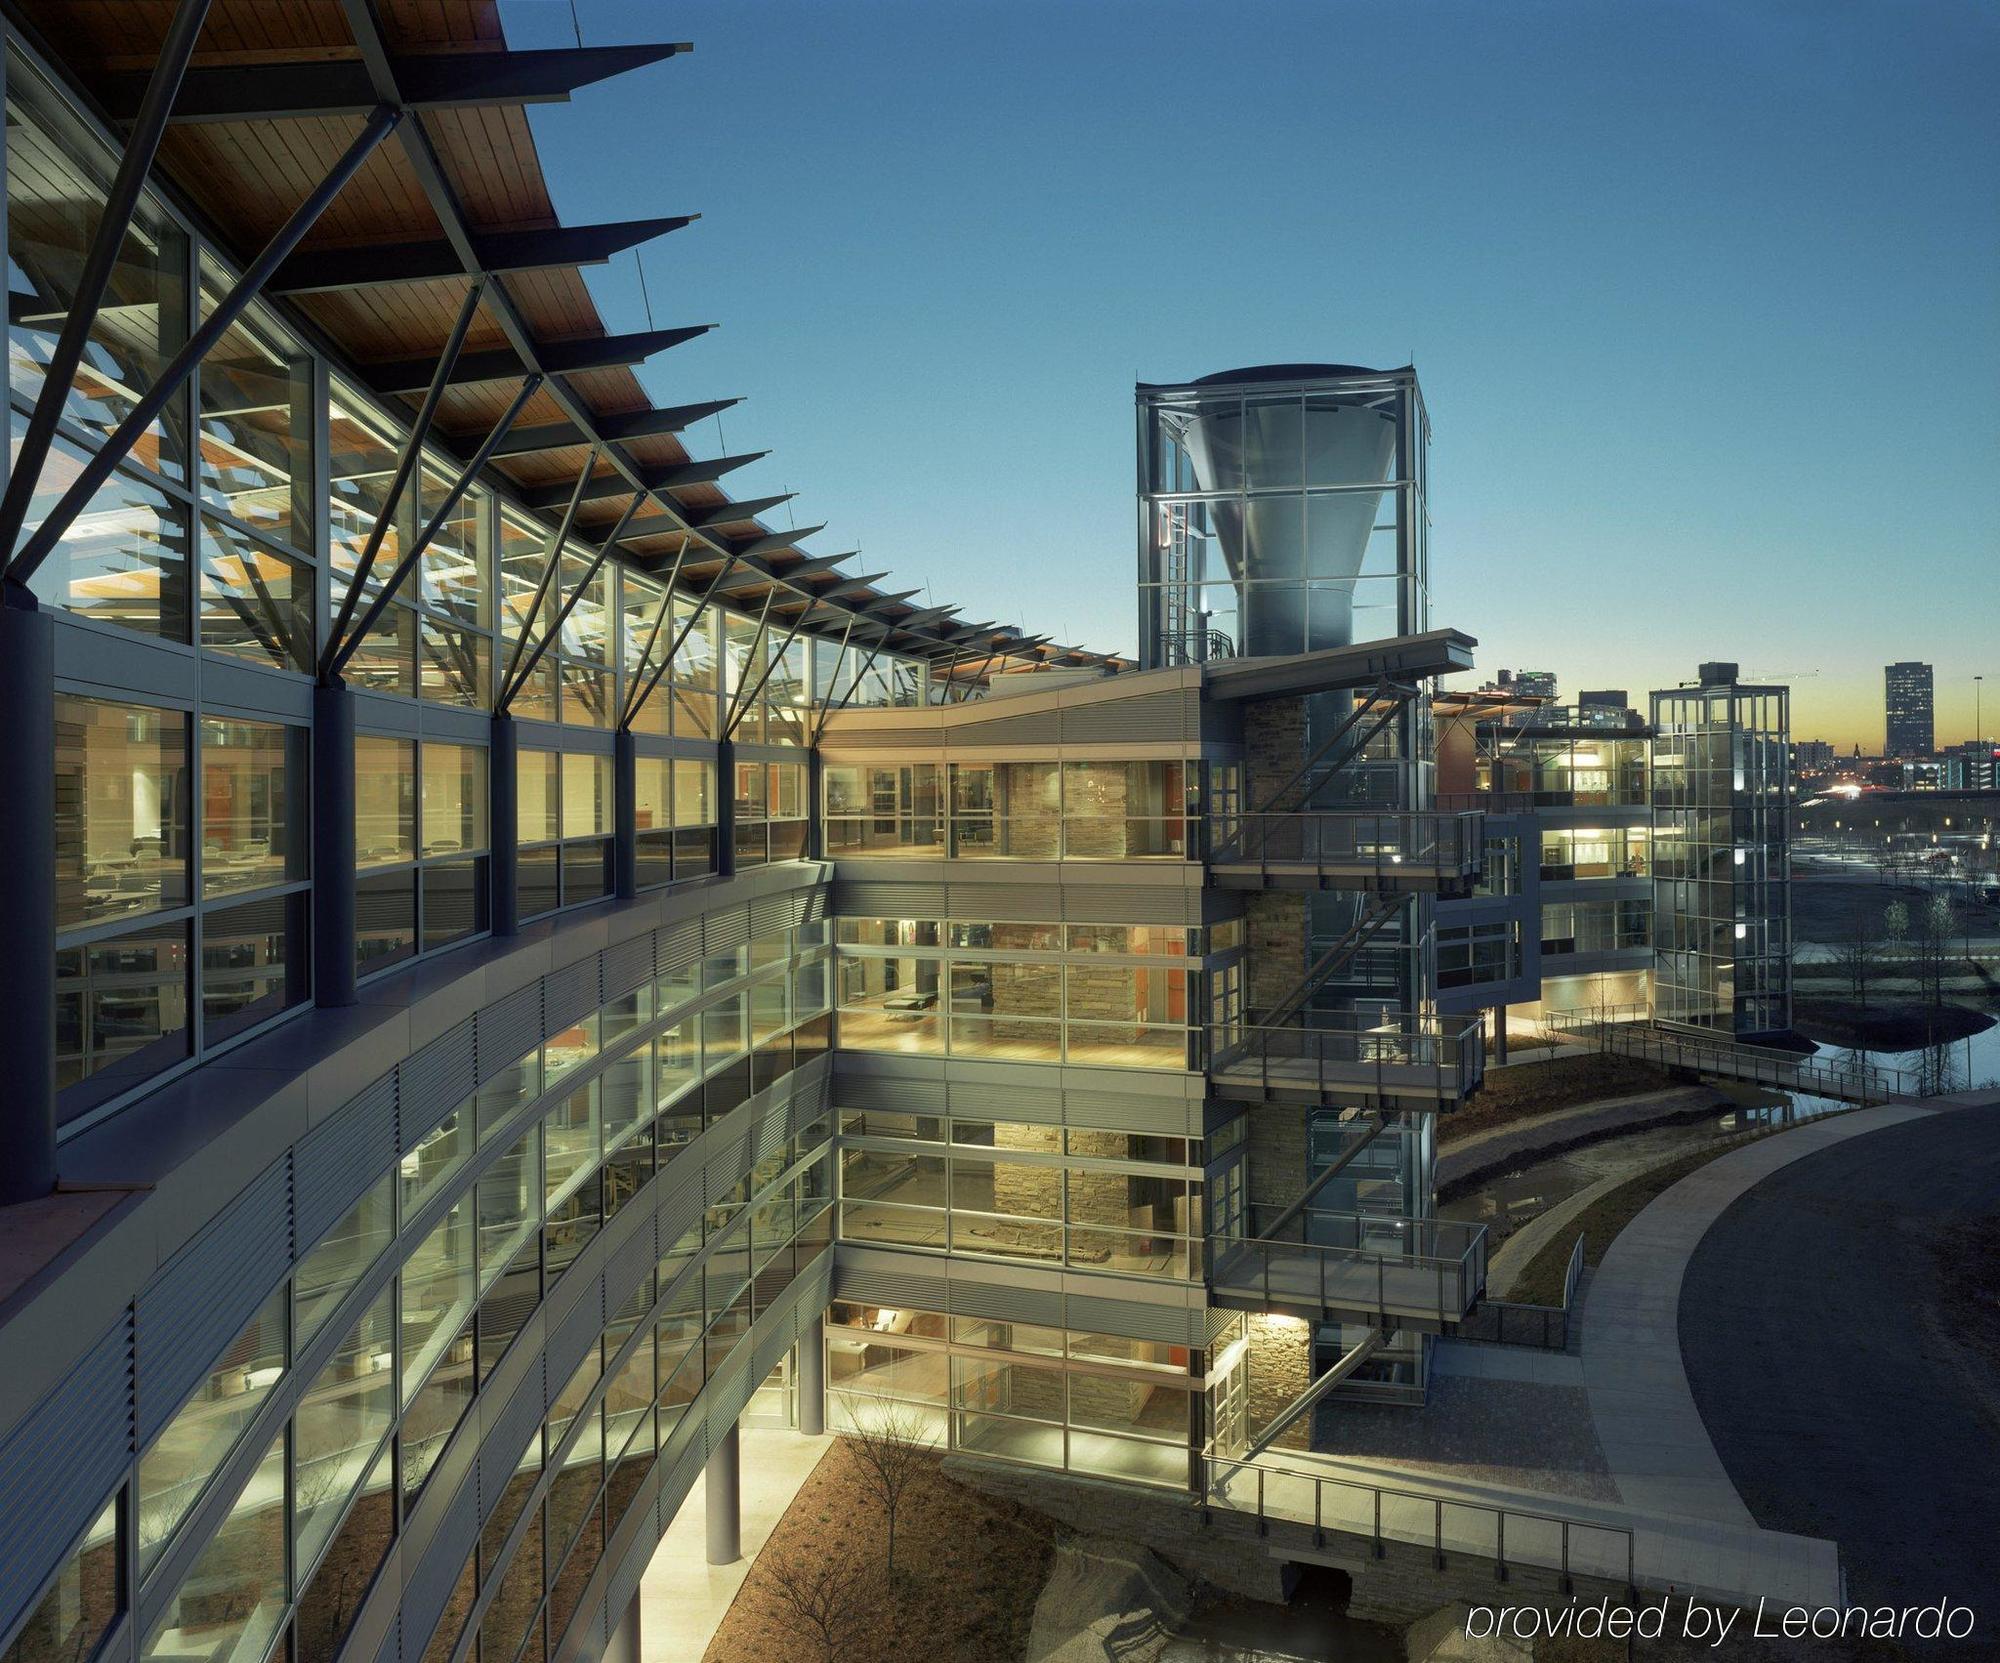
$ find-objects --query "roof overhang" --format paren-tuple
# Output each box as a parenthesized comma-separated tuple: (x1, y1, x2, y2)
(1201, 629, 1478, 701)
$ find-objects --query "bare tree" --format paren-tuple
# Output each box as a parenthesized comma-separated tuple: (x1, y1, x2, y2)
(1882, 899, 1911, 977)
(763, 1546, 871, 1663)
(844, 1402, 935, 1580)
(1921, 894, 1961, 1009)
(1834, 899, 1877, 1011)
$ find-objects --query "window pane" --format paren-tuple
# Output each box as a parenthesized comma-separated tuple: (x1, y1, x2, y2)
(355, 736, 416, 868)
(559, 662, 611, 728)
(6, 55, 187, 469)
(356, 869, 415, 973)
(421, 857, 487, 952)
(561, 752, 611, 838)
(199, 518, 312, 673)
(328, 389, 404, 599)
(200, 718, 305, 899)
(296, 1176, 393, 1348)
(294, 1288, 393, 1573)
(403, 1105, 471, 1221)
(0, 1494, 118, 1663)
(294, 1446, 393, 1663)
(518, 750, 560, 844)
(403, 1199, 476, 1401)
(138, 1285, 285, 1575)
(672, 759, 712, 825)
(419, 616, 487, 707)
(422, 742, 488, 855)
(56, 696, 188, 927)
(142, 1432, 286, 1663)
(201, 892, 307, 1044)
(341, 601, 416, 697)
(420, 468, 485, 628)
(55, 919, 191, 1117)
(401, 1316, 474, 1502)
(197, 271, 305, 546)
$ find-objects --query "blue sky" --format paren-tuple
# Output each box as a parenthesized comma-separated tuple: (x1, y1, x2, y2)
(502, 0, 1998, 749)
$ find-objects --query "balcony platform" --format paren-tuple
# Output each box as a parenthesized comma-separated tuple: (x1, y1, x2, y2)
(1208, 810, 1483, 897)
(1207, 1208, 1488, 1331)
(1207, 1017, 1485, 1108)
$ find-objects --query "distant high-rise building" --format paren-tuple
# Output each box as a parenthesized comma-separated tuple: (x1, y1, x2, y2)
(1492, 668, 1558, 700)
(1884, 661, 1934, 756)
(1578, 689, 1629, 713)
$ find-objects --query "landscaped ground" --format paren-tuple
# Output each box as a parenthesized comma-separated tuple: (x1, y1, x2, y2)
(1505, 1135, 1765, 1306)
(703, 1439, 1058, 1663)
(1440, 1054, 1672, 1148)
(1793, 994, 1994, 1051)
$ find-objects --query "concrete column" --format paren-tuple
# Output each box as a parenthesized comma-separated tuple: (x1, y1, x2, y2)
(1494, 1011, 1508, 1064)
(312, 680, 356, 1008)
(490, 714, 518, 937)
(705, 1424, 740, 1564)
(603, 1591, 640, 1663)
(796, 1316, 825, 1436)
(0, 590, 57, 1202)
(613, 726, 637, 899)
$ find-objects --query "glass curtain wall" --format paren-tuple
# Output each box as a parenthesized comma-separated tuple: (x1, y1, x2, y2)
(96, 908, 832, 1663)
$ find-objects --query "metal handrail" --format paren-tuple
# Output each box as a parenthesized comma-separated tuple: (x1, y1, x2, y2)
(1207, 1208, 1488, 1327)
(1544, 1007, 1910, 1105)
(1208, 1014, 1486, 1100)
(1198, 1450, 1637, 1596)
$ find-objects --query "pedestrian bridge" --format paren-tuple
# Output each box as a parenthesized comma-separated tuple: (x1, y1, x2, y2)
(1544, 1009, 1912, 1106)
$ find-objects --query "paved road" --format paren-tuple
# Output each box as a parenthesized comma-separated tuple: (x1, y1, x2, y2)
(1680, 1109, 2000, 1619)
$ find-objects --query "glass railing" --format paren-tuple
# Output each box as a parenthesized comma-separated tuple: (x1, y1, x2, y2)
(1207, 1203, 1487, 1326)
(1208, 810, 1484, 883)
(1207, 1014, 1485, 1100)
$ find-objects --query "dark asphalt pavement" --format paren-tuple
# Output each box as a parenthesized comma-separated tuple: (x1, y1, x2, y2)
(1680, 1108, 2000, 1627)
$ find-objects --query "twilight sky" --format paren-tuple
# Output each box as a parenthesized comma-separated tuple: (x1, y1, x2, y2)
(503, 0, 1998, 751)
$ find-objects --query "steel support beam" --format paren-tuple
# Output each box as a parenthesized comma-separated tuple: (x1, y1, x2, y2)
(1243, 1329, 1390, 1460)
(494, 449, 597, 710)
(622, 555, 739, 731)
(719, 590, 777, 737)
(10, 106, 401, 583)
(499, 492, 638, 712)
(328, 374, 541, 678)
(724, 603, 810, 739)
(621, 545, 693, 724)
(1258, 893, 1408, 1029)
(321, 276, 485, 674)
(0, 0, 213, 564)
(1256, 1115, 1392, 1242)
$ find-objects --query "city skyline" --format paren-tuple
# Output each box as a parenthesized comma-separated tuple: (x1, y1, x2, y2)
(503, 0, 1998, 754)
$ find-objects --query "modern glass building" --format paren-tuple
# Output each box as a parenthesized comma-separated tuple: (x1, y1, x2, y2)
(0, 24, 1525, 1663)
(1437, 667, 1793, 1045)
(1650, 664, 1792, 1039)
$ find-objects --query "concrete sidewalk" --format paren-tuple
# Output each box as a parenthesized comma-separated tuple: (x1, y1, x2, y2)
(638, 1426, 833, 1663)
(1577, 1099, 1938, 1528)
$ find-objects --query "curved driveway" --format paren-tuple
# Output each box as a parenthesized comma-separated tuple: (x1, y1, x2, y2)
(1680, 1108, 2000, 1615)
